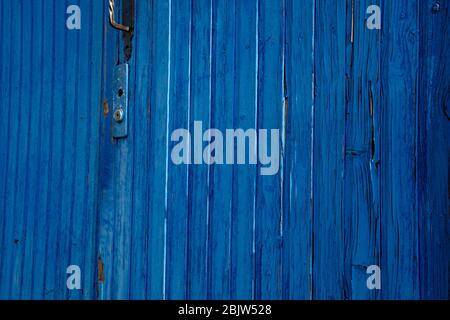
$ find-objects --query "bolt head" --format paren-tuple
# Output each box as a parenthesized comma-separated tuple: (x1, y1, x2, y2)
(113, 109, 124, 123)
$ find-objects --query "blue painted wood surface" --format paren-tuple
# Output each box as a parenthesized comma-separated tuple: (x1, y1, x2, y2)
(0, 0, 448, 300)
(283, 0, 314, 300)
(344, 0, 381, 300)
(380, 0, 420, 299)
(0, 0, 103, 299)
(313, 0, 347, 299)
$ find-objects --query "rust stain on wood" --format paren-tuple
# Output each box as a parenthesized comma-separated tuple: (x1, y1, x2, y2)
(103, 99, 110, 118)
(98, 256, 105, 283)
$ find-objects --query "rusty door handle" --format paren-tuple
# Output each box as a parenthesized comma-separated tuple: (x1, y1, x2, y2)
(109, 0, 130, 32)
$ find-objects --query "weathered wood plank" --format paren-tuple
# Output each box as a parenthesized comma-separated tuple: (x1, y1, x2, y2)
(129, 0, 152, 300)
(230, 0, 258, 300)
(380, 0, 420, 299)
(146, 0, 170, 300)
(418, 0, 449, 300)
(1, 0, 23, 299)
(97, 0, 122, 300)
(312, 0, 347, 300)
(343, 0, 381, 300)
(255, 0, 284, 299)
(208, 0, 236, 299)
(282, 0, 314, 300)
(165, 0, 191, 299)
(187, 0, 212, 300)
(0, 0, 9, 292)
(9, 0, 31, 300)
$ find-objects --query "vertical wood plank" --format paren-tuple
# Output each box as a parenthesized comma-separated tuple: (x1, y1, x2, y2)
(282, 0, 314, 300)
(9, 0, 31, 300)
(146, 0, 170, 300)
(230, 0, 258, 300)
(0, 0, 22, 299)
(165, 0, 191, 299)
(22, 0, 46, 299)
(418, 0, 450, 300)
(208, 0, 235, 299)
(83, 0, 104, 300)
(111, 1, 134, 298)
(0, 0, 9, 295)
(255, 0, 284, 299)
(187, 0, 212, 300)
(380, 0, 420, 299)
(58, 0, 81, 299)
(32, 0, 54, 299)
(97, 0, 121, 300)
(44, 0, 68, 299)
(343, 0, 381, 300)
(312, 0, 346, 300)
(67, 0, 97, 299)
(129, 0, 152, 300)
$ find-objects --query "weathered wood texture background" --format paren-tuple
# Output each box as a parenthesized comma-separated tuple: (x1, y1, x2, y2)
(0, 0, 448, 300)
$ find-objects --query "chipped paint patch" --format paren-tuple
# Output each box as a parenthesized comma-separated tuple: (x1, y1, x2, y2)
(103, 100, 109, 118)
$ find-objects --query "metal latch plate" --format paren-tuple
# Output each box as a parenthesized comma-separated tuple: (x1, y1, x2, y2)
(112, 64, 129, 139)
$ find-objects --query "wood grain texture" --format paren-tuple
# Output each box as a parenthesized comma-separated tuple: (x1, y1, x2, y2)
(254, 0, 284, 300)
(282, 0, 314, 300)
(312, 0, 347, 299)
(208, 0, 236, 299)
(187, 0, 212, 300)
(343, 0, 381, 300)
(380, 0, 420, 299)
(417, 0, 449, 300)
(0, 0, 448, 300)
(231, 0, 258, 300)
(0, 0, 103, 300)
(165, 0, 191, 299)
(146, 0, 169, 299)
